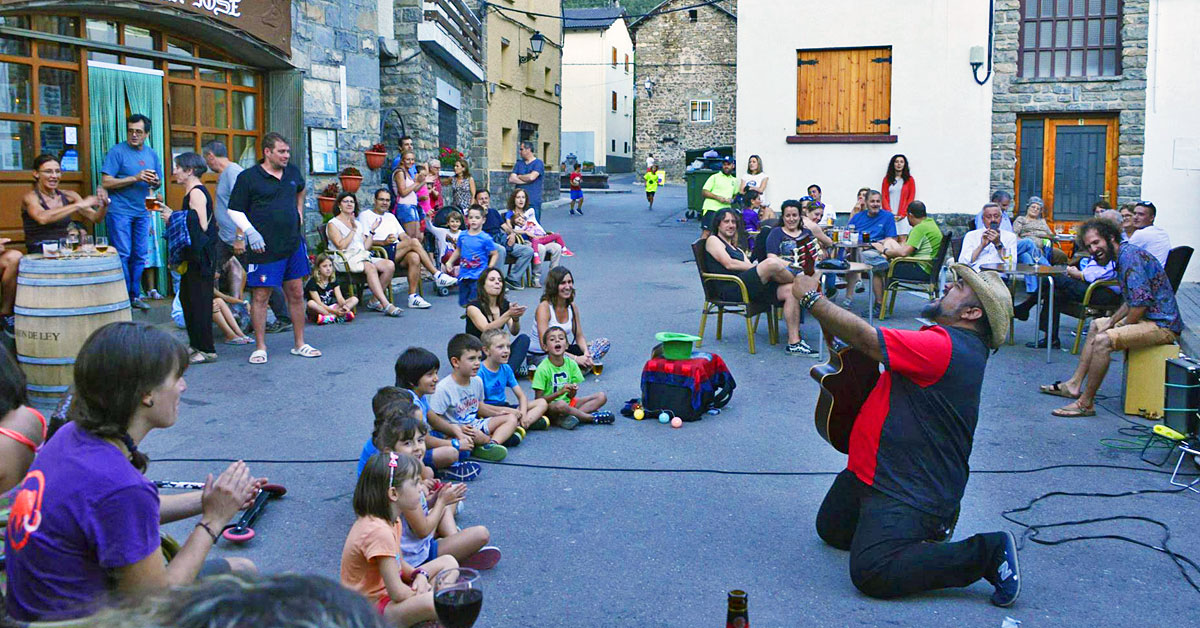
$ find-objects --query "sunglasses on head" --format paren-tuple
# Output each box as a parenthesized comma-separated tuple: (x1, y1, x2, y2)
(1136, 201, 1156, 210)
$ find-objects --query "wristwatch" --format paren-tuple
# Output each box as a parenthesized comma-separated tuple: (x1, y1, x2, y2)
(235, 234, 245, 242)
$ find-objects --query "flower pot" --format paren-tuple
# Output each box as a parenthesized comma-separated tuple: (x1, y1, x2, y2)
(365, 151, 386, 170)
(317, 196, 337, 215)
(339, 175, 363, 194)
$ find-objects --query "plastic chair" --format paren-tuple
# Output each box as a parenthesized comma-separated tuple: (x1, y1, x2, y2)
(880, 230, 952, 319)
(691, 239, 778, 354)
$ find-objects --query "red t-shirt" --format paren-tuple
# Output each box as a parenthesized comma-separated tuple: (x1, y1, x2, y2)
(569, 172, 582, 190)
(847, 325, 989, 518)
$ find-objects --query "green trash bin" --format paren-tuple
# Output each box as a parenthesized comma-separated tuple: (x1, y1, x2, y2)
(686, 168, 715, 216)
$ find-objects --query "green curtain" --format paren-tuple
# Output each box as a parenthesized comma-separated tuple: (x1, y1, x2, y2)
(86, 65, 168, 294)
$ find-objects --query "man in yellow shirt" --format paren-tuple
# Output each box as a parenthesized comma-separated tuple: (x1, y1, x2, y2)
(644, 165, 660, 211)
(701, 156, 738, 238)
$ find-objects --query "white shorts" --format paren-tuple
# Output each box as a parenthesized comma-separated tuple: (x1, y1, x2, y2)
(456, 417, 491, 436)
(895, 216, 912, 236)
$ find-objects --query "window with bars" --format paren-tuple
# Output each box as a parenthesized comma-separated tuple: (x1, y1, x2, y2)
(1019, 0, 1122, 78)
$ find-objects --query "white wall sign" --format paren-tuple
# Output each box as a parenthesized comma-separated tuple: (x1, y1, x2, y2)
(436, 78, 461, 110)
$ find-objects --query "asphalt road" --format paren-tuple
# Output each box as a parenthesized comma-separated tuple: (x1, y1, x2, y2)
(152, 174, 1200, 627)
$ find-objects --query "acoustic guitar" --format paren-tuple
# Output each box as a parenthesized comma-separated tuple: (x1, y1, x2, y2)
(809, 328, 881, 454)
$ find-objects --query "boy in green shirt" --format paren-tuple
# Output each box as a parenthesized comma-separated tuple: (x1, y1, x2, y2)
(532, 327, 613, 429)
(644, 165, 660, 211)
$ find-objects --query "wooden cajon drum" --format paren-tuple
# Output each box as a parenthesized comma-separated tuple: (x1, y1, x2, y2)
(1123, 343, 1180, 418)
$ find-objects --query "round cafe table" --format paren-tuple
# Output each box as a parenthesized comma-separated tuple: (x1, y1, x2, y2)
(980, 263, 1070, 363)
(792, 260, 875, 361)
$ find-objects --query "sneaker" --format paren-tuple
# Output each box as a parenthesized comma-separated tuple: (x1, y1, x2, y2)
(408, 294, 432, 309)
(461, 546, 501, 570)
(440, 461, 482, 482)
(591, 411, 615, 424)
(471, 443, 507, 461)
(503, 427, 525, 447)
(335, 315, 347, 324)
(989, 531, 1021, 607)
(147, 289, 163, 300)
(504, 279, 524, 291)
(787, 340, 819, 358)
(855, 281, 865, 294)
(264, 319, 292, 334)
(562, 247, 575, 257)
(575, 206, 583, 215)
(515, 362, 530, 378)
(435, 272, 458, 288)
(130, 297, 151, 311)
(528, 416, 550, 431)
(557, 415, 580, 430)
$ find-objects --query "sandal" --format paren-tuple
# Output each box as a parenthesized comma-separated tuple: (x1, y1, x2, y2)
(248, 349, 268, 364)
(1039, 381, 1078, 399)
(385, 304, 403, 317)
(366, 299, 385, 312)
(189, 351, 217, 364)
(290, 344, 322, 358)
(1051, 403, 1096, 418)
(225, 336, 253, 345)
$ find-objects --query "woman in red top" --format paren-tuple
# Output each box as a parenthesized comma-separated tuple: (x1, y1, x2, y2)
(880, 154, 916, 242)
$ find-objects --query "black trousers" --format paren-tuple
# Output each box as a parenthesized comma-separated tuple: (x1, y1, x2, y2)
(816, 470, 1005, 599)
(1035, 276, 1121, 340)
(180, 266, 216, 354)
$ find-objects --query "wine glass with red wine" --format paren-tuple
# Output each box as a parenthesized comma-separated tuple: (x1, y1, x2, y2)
(433, 567, 482, 628)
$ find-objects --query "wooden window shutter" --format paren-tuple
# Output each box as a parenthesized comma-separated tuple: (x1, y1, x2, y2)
(612, 91, 617, 111)
(612, 47, 617, 67)
(795, 47, 892, 135)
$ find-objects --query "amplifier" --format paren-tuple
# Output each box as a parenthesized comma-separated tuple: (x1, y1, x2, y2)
(1164, 355, 1200, 438)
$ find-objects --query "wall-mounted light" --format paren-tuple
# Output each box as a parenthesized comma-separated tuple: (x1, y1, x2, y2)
(970, 0, 994, 86)
(519, 32, 545, 64)
(643, 78, 655, 99)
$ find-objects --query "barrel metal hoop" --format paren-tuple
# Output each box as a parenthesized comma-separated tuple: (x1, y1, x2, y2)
(17, 272, 125, 287)
(19, 258, 122, 274)
(16, 355, 75, 365)
(27, 384, 70, 393)
(14, 301, 131, 317)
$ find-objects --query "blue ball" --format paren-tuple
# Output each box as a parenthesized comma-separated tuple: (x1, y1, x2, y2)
(658, 412, 670, 424)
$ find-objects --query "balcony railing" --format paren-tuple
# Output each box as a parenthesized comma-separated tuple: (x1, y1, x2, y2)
(419, 0, 484, 80)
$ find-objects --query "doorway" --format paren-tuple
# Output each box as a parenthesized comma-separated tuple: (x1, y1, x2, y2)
(1015, 114, 1118, 222)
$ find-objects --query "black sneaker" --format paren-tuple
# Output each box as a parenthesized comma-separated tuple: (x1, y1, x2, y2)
(989, 531, 1021, 607)
(786, 340, 819, 358)
(265, 319, 293, 334)
(1024, 336, 1060, 350)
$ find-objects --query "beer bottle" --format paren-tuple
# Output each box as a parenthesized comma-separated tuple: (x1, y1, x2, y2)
(726, 590, 748, 628)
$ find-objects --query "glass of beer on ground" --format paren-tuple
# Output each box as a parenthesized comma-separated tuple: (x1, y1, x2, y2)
(592, 360, 604, 381)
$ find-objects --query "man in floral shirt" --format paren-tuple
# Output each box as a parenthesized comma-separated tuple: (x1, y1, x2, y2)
(1041, 218, 1182, 417)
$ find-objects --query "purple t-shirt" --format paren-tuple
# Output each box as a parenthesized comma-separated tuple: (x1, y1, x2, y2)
(4, 422, 160, 621)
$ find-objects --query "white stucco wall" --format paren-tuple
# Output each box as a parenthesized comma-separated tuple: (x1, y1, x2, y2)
(736, 0, 993, 216)
(1143, 0, 1200, 282)
(562, 20, 634, 170)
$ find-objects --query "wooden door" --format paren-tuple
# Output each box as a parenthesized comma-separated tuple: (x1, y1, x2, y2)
(1014, 114, 1118, 223)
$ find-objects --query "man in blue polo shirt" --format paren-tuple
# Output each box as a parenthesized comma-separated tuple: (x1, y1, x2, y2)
(842, 189, 896, 310)
(508, 141, 545, 222)
(226, 132, 320, 364)
(100, 114, 162, 309)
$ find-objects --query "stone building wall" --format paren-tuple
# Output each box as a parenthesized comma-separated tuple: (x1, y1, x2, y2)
(381, 0, 487, 184)
(632, 0, 737, 181)
(292, 0, 383, 231)
(989, 0, 1148, 206)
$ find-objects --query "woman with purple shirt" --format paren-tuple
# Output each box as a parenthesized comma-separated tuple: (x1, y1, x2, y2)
(3, 322, 263, 622)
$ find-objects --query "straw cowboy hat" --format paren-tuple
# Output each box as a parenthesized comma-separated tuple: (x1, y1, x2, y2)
(951, 264, 1013, 350)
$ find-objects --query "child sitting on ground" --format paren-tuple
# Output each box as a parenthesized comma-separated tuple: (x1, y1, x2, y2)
(532, 327, 613, 430)
(340, 452, 458, 627)
(382, 407, 502, 572)
(306, 253, 358, 324)
(479, 329, 549, 431)
(428, 334, 523, 461)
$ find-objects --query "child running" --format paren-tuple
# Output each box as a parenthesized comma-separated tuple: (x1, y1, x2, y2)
(394, 348, 485, 482)
(445, 205, 500, 307)
(479, 329, 550, 431)
(428, 334, 523, 461)
(532, 327, 613, 430)
(339, 452, 458, 627)
(644, 164, 659, 211)
(306, 253, 357, 324)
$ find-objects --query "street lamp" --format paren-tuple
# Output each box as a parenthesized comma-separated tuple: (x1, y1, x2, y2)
(519, 32, 545, 64)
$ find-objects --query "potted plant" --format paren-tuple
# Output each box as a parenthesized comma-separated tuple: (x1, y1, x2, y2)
(581, 161, 595, 173)
(439, 146, 465, 170)
(365, 142, 387, 170)
(317, 182, 340, 215)
(339, 166, 363, 194)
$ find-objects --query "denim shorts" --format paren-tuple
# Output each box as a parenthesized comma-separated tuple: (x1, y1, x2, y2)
(396, 203, 422, 225)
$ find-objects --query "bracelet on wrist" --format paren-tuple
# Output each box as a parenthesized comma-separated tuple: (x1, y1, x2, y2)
(196, 520, 219, 543)
(799, 289, 822, 311)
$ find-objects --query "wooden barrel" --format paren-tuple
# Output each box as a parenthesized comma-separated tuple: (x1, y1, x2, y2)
(14, 254, 131, 409)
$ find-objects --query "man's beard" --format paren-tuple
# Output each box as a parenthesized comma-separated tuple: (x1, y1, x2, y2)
(920, 299, 944, 320)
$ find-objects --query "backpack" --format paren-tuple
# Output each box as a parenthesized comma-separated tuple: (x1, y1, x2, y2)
(640, 350, 735, 421)
(166, 209, 191, 270)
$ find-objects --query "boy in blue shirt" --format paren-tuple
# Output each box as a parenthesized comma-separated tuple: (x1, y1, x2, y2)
(446, 205, 500, 306)
(479, 329, 549, 431)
